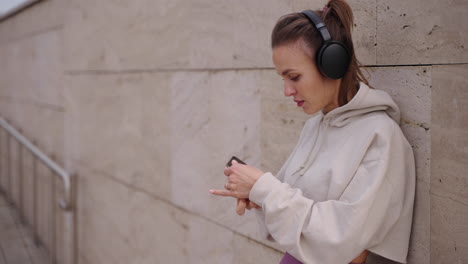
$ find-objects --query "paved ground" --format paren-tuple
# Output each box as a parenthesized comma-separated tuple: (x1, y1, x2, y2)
(0, 195, 50, 264)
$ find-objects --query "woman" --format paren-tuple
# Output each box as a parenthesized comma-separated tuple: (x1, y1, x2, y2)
(210, 0, 416, 263)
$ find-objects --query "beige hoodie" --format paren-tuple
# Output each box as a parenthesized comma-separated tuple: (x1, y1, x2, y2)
(250, 82, 416, 264)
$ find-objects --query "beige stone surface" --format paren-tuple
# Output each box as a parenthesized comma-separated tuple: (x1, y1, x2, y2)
(406, 180, 431, 264)
(0, 101, 65, 165)
(167, 69, 286, 252)
(431, 65, 468, 263)
(64, 72, 171, 200)
(349, 0, 378, 66)
(76, 167, 189, 264)
(77, 163, 284, 264)
(0, 0, 64, 45)
(367, 66, 432, 264)
(186, 216, 235, 263)
(64, 0, 376, 71)
(169, 70, 265, 239)
(0, 202, 31, 264)
(376, 0, 468, 64)
(368, 67, 431, 183)
(0, 29, 63, 108)
(232, 233, 284, 264)
(430, 194, 468, 264)
(0, 194, 52, 264)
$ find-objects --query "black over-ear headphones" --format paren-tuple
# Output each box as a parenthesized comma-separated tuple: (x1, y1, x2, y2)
(301, 10, 350, 79)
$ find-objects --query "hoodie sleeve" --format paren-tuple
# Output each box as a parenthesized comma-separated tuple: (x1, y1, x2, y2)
(249, 124, 415, 263)
(252, 117, 314, 242)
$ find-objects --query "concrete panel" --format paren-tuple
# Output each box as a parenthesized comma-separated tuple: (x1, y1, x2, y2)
(376, 0, 468, 64)
(367, 66, 432, 264)
(186, 210, 284, 264)
(64, 72, 171, 199)
(431, 65, 468, 263)
(64, 0, 376, 71)
(0, 100, 65, 164)
(0, 0, 64, 45)
(186, 216, 235, 264)
(77, 167, 189, 264)
(77, 165, 279, 264)
(368, 67, 431, 183)
(430, 194, 468, 264)
(0, 29, 63, 108)
(349, 0, 378, 66)
(0, 205, 32, 264)
(169, 70, 264, 238)
(232, 232, 283, 264)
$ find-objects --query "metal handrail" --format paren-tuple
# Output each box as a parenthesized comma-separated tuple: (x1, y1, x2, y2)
(0, 117, 72, 210)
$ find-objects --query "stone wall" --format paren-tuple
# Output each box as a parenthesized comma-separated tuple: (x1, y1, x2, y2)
(0, 0, 466, 263)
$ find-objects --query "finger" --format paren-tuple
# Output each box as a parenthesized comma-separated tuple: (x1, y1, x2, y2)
(224, 167, 232, 176)
(228, 175, 237, 184)
(246, 201, 252, 210)
(252, 202, 261, 209)
(247, 200, 259, 210)
(236, 199, 246, 215)
(209, 189, 236, 197)
(224, 183, 230, 190)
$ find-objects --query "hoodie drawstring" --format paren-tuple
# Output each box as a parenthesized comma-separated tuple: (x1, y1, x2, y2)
(299, 116, 330, 176)
(288, 115, 329, 186)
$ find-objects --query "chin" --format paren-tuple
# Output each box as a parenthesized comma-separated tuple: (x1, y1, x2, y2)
(303, 108, 320, 115)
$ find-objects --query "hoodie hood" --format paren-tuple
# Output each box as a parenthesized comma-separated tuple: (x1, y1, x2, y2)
(323, 82, 401, 127)
(293, 82, 401, 177)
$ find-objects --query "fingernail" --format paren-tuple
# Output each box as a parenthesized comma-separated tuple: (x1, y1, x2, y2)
(209, 190, 215, 194)
(232, 160, 238, 164)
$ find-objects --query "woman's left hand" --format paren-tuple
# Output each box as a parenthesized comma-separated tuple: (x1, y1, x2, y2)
(210, 160, 265, 199)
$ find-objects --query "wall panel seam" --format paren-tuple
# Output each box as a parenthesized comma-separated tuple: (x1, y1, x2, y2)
(0, 96, 64, 112)
(0, 25, 63, 46)
(63, 63, 468, 76)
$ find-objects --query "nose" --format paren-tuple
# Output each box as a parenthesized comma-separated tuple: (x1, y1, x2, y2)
(284, 81, 296, 97)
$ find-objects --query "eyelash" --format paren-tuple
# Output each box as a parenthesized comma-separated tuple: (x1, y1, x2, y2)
(290, 76, 300, 81)
(281, 75, 300, 82)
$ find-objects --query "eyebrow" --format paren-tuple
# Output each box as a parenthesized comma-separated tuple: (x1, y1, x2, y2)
(280, 69, 295, 76)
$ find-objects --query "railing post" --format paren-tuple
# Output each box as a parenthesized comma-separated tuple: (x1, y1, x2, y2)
(0, 128, 3, 194)
(32, 140, 40, 246)
(0, 118, 75, 264)
(72, 173, 77, 264)
(50, 155, 57, 264)
(6, 133, 11, 205)
(18, 138, 25, 224)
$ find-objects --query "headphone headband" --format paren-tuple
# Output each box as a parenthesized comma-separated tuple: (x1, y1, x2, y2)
(301, 10, 331, 42)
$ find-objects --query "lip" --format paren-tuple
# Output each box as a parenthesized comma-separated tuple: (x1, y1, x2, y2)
(294, 100, 305, 107)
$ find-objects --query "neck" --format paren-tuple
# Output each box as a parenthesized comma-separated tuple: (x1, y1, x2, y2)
(322, 78, 341, 115)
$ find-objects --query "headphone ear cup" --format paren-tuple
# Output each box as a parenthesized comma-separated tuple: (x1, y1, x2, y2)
(316, 42, 351, 79)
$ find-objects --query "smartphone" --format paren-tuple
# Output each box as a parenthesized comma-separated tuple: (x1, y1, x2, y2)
(226, 156, 247, 167)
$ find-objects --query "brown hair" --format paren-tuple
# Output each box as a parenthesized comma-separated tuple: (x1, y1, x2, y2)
(271, 0, 370, 106)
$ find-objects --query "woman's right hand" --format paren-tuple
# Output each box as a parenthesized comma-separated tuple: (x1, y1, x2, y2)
(236, 198, 261, 215)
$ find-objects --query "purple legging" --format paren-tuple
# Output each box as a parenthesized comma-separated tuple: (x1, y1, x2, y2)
(280, 252, 365, 264)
